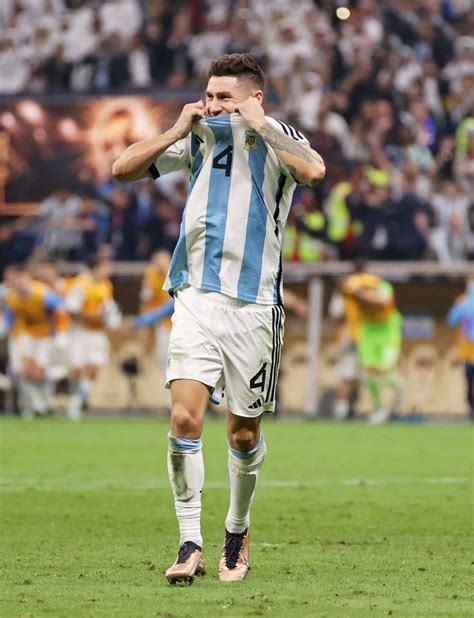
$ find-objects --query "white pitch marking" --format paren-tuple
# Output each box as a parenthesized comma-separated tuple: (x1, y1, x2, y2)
(0, 477, 469, 493)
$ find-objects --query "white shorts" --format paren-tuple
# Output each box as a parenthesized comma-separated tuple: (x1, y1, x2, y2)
(50, 332, 72, 380)
(336, 341, 360, 381)
(70, 328, 110, 368)
(166, 286, 285, 417)
(8, 334, 27, 375)
(155, 324, 171, 370)
(21, 334, 54, 370)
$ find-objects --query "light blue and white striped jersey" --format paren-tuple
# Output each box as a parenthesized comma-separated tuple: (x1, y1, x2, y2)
(150, 113, 309, 305)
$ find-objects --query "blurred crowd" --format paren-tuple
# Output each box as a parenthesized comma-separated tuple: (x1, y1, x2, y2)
(0, 179, 187, 264)
(1, 0, 473, 263)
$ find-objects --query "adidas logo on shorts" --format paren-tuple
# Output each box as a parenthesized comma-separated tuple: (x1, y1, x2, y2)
(248, 398, 262, 410)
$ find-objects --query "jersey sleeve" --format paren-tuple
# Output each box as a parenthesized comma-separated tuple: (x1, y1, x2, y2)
(64, 285, 85, 314)
(447, 296, 466, 327)
(148, 137, 191, 179)
(377, 281, 394, 302)
(44, 290, 63, 311)
(3, 306, 14, 331)
(103, 298, 122, 329)
(265, 117, 310, 179)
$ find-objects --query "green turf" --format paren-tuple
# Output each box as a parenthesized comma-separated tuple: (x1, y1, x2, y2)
(0, 418, 472, 617)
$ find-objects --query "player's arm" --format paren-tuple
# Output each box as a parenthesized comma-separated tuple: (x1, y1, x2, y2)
(447, 299, 465, 327)
(64, 285, 87, 320)
(236, 97, 325, 186)
(112, 101, 205, 182)
(3, 306, 15, 332)
(283, 290, 308, 318)
(103, 298, 122, 330)
(43, 290, 63, 311)
(353, 281, 393, 309)
(132, 300, 174, 328)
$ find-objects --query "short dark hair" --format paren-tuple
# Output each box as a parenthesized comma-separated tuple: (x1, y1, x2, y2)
(207, 53, 265, 91)
(86, 254, 102, 271)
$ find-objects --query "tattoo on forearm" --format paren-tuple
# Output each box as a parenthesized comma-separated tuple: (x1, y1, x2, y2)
(258, 123, 323, 165)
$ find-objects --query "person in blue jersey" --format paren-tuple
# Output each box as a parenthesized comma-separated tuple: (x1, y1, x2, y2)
(113, 53, 325, 584)
(447, 277, 474, 421)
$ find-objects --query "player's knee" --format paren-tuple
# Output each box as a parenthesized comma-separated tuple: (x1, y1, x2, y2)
(229, 427, 258, 453)
(171, 403, 202, 439)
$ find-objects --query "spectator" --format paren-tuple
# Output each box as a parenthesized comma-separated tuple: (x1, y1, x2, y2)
(107, 187, 139, 260)
(447, 277, 474, 421)
(80, 195, 110, 258)
(128, 33, 152, 88)
(38, 188, 84, 260)
(454, 124, 474, 194)
(163, 9, 194, 87)
(430, 179, 471, 262)
(145, 19, 172, 84)
(1, 0, 472, 266)
(144, 199, 182, 256)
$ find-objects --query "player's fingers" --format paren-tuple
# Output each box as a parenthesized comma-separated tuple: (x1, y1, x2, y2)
(184, 101, 203, 114)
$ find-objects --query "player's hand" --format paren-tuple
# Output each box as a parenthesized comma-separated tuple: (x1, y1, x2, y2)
(235, 96, 265, 132)
(172, 101, 205, 139)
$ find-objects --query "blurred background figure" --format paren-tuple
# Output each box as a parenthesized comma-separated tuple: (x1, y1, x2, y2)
(32, 258, 72, 384)
(3, 264, 62, 419)
(0, 0, 472, 421)
(0, 265, 24, 412)
(447, 277, 474, 421)
(328, 272, 362, 422)
(64, 254, 121, 420)
(38, 188, 85, 260)
(136, 249, 173, 410)
(342, 261, 404, 424)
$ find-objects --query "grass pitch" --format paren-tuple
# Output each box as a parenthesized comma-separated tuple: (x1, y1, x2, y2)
(0, 417, 472, 617)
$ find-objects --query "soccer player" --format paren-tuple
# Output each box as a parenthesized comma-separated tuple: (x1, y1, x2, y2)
(328, 282, 361, 421)
(113, 53, 325, 583)
(447, 277, 474, 421)
(65, 255, 121, 420)
(33, 259, 72, 383)
(342, 264, 403, 425)
(4, 264, 62, 419)
(1, 266, 25, 409)
(140, 250, 173, 378)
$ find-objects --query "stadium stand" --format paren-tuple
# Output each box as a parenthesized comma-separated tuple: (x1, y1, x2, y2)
(0, 0, 472, 418)
(1, 0, 473, 265)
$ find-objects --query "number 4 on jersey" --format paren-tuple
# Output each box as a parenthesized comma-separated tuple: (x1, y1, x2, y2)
(212, 145, 233, 176)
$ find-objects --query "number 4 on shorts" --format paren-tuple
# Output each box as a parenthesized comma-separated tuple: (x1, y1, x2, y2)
(249, 363, 267, 392)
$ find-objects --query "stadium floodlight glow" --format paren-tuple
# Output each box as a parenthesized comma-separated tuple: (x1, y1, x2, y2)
(1, 112, 17, 130)
(16, 101, 45, 125)
(58, 117, 79, 141)
(336, 7, 351, 20)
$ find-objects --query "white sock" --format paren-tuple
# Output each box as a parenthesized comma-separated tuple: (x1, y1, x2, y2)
(334, 399, 350, 420)
(29, 382, 47, 414)
(43, 380, 55, 411)
(79, 378, 92, 402)
(167, 433, 204, 548)
(35, 381, 51, 415)
(19, 380, 35, 419)
(225, 434, 267, 534)
(67, 379, 92, 420)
